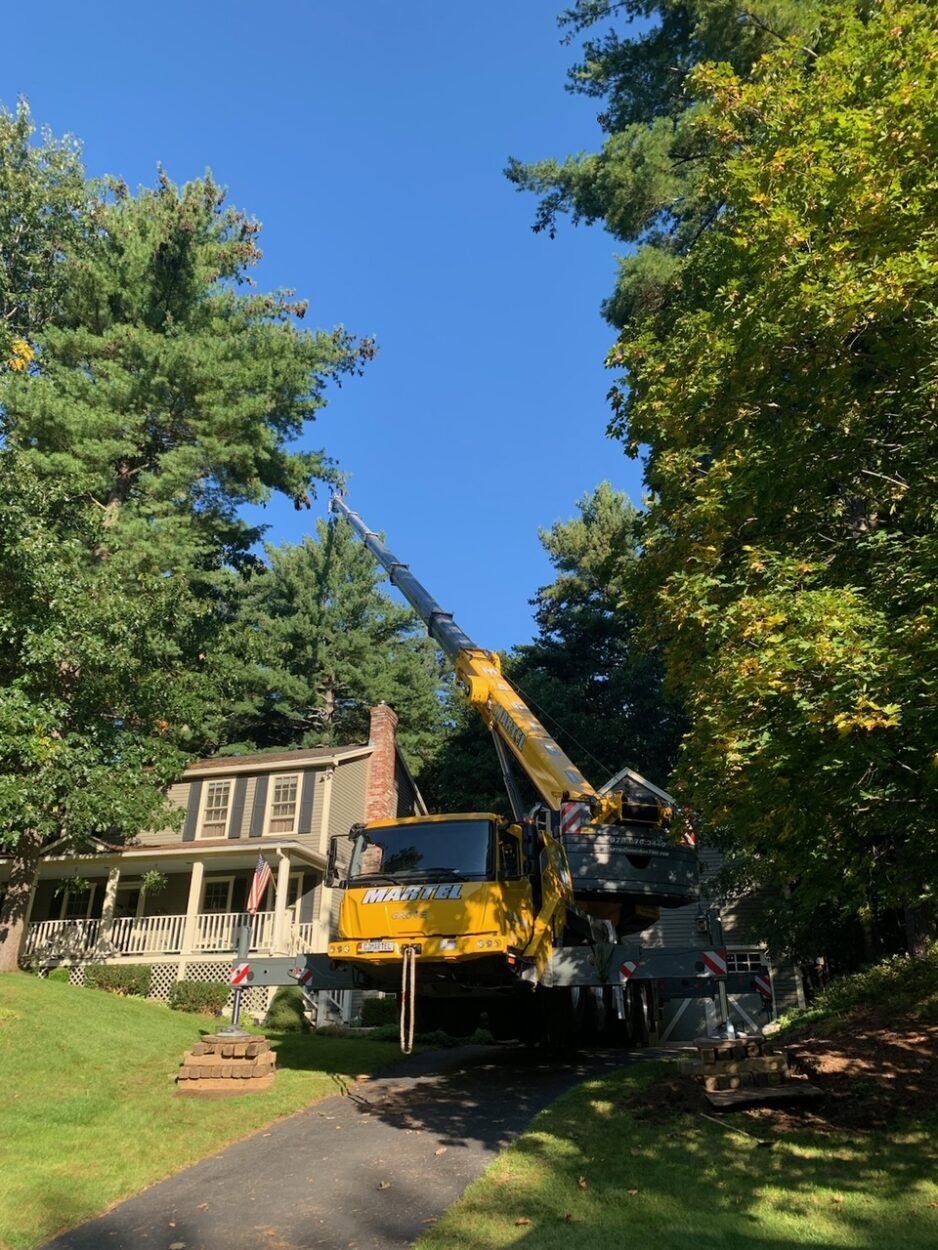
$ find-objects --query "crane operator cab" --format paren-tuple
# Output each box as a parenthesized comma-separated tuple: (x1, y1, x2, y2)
(326, 812, 556, 991)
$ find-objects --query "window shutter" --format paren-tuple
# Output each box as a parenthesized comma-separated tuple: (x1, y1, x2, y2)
(297, 773, 315, 835)
(228, 777, 247, 839)
(182, 780, 203, 842)
(249, 775, 269, 838)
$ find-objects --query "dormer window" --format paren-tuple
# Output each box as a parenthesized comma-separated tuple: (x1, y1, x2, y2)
(269, 774, 299, 834)
(200, 780, 231, 838)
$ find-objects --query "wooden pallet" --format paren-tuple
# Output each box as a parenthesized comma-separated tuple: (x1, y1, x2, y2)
(705, 1082, 824, 1109)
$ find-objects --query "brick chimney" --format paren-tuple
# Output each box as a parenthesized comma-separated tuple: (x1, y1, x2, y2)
(365, 703, 399, 822)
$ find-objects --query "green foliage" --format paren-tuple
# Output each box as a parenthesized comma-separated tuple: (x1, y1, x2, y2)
(780, 943, 938, 1031)
(263, 985, 308, 1032)
(514, 483, 684, 787)
(84, 964, 152, 997)
(360, 994, 399, 1027)
(215, 518, 445, 767)
(168, 980, 228, 1015)
(519, 2, 938, 948)
(365, 1021, 401, 1042)
(0, 102, 92, 366)
(0, 451, 199, 852)
(45, 967, 71, 983)
(0, 115, 371, 969)
(140, 869, 168, 896)
(507, 2, 822, 327)
(608, 0, 938, 939)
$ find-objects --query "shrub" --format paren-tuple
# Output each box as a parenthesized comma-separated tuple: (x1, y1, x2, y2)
(169, 980, 229, 1016)
(368, 1022, 400, 1042)
(84, 964, 152, 997)
(46, 967, 72, 984)
(360, 995, 398, 1027)
(264, 986, 308, 1032)
(779, 942, 938, 1031)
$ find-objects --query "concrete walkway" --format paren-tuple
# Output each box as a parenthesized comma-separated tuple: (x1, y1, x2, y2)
(40, 1045, 657, 1250)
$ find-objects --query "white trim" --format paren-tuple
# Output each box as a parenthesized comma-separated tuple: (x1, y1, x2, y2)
(197, 778, 233, 840)
(59, 883, 97, 920)
(265, 772, 301, 836)
(115, 879, 146, 921)
(183, 746, 372, 780)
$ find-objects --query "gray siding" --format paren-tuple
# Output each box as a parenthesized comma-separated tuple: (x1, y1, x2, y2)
(135, 781, 190, 847)
(285, 769, 327, 855)
(329, 756, 369, 837)
(394, 758, 419, 818)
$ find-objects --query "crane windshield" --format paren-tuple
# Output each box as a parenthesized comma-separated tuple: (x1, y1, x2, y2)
(348, 819, 494, 883)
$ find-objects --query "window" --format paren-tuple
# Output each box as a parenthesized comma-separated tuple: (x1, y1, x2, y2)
(200, 780, 231, 838)
(60, 885, 96, 920)
(202, 879, 234, 914)
(726, 950, 767, 973)
(268, 774, 299, 834)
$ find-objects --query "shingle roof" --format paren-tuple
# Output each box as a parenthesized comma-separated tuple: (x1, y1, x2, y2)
(185, 744, 370, 772)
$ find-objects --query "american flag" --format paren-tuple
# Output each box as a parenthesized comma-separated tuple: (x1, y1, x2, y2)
(246, 853, 272, 914)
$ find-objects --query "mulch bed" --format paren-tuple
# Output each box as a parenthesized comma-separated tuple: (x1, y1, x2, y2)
(624, 1017, 938, 1134)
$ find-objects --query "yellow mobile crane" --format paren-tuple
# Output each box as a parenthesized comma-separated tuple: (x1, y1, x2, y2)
(316, 497, 703, 1046)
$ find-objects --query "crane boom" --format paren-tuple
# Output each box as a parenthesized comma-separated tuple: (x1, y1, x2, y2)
(330, 495, 633, 820)
(329, 496, 477, 661)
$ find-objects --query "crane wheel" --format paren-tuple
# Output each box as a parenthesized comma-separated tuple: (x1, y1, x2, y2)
(538, 986, 584, 1054)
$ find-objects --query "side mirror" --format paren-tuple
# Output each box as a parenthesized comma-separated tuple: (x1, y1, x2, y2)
(325, 835, 344, 888)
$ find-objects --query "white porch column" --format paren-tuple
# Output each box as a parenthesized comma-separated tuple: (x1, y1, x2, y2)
(272, 850, 292, 955)
(313, 766, 335, 952)
(181, 860, 205, 956)
(97, 865, 122, 951)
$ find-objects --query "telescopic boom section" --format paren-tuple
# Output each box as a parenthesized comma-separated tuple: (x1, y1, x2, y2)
(330, 495, 611, 814)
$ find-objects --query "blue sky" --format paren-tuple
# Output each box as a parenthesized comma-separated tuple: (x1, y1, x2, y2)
(9, 1, 641, 652)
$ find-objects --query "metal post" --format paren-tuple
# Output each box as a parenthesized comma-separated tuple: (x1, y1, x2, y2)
(709, 907, 735, 1038)
(225, 924, 252, 1035)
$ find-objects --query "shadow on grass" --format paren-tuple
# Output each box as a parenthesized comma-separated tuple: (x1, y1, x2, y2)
(418, 1061, 938, 1250)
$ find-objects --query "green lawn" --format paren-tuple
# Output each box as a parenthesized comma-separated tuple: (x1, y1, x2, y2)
(0, 973, 403, 1250)
(417, 1062, 938, 1250)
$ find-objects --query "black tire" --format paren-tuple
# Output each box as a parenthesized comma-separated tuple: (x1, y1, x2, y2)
(539, 986, 584, 1054)
(580, 987, 608, 1044)
(632, 981, 653, 1047)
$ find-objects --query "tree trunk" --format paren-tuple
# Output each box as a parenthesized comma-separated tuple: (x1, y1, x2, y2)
(0, 829, 44, 972)
(904, 904, 937, 959)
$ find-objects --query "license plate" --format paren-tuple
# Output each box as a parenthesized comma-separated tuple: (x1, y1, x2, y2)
(358, 941, 396, 953)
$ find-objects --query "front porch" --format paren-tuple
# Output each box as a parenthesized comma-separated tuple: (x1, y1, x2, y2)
(20, 837, 330, 969)
(24, 911, 320, 963)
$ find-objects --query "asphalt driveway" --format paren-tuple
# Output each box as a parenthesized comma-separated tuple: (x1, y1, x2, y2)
(40, 1044, 656, 1250)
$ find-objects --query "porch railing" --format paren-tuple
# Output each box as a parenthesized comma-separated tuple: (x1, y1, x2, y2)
(194, 910, 274, 952)
(107, 913, 186, 956)
(24, 919, 101, 960)
(24, 910, 299, 962)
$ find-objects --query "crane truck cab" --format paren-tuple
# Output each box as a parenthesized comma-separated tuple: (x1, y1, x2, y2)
(327, 812, 571, 994)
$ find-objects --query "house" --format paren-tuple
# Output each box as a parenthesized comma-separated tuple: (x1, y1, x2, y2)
(14, 704, 423, 1017)
(640, 846, 806, 1041)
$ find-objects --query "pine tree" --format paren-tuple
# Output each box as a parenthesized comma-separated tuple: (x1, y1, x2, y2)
(214, 517, 445, 771)
(0, 148, 372, 969)
(506, 2, 822, 328)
